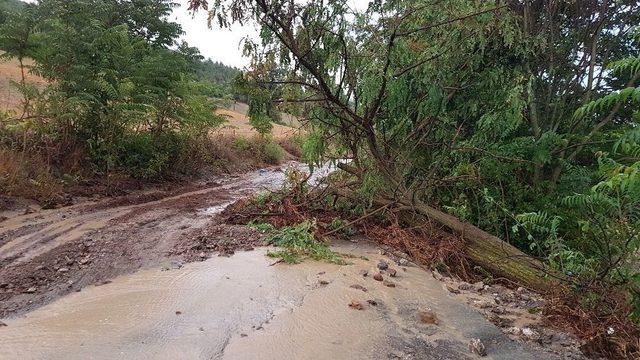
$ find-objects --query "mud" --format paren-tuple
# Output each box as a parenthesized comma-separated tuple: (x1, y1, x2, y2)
(0, 164, 303, 317)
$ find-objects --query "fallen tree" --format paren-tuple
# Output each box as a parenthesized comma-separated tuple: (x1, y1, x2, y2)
(332, 164, 555, 292)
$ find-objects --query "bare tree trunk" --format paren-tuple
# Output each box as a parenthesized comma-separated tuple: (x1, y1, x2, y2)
(335, 164, 559, 292)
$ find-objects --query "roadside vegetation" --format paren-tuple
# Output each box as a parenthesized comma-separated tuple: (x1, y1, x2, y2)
(189, 0, 640, 357)
(0, 0, 294, 205)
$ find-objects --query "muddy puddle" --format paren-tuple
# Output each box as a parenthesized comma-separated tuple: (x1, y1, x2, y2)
(0, 242, 552, 360)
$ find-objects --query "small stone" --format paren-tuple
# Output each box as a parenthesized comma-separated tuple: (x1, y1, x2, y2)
(57, 267, 69, 273)
(319, 280, 330, 285)
(366, 299, 378, 306)
(348, 300, 364, 310)
(25, 287, 36, 293)
(199, 327, 204, 332)
(445, 284, 460, 294)
(488, 313, 513, 328)
(383, 280, 396, 288)
(199, 252, 207, 259)
(398, 258, 408, 266)
(522, 327, 539, 339)
(418, 308, 439, 325)
(359, 269, 368, 277)
(473, 281, 485, 292)
(377, 260, 389, 271)
(458, 282, 473, 291)
(373, 273, 383, 281)
(79, 258, 91, 265)
(505, 327, 522, 336)
(349, 284, 368, 292)
(240, 333, 248, 337)
(432, 271, 444, 281)
(469, 338, 487, 357)
(388, 268, 397, 277)
(175, 311, 182, 315)
(317, 271, 326, 275)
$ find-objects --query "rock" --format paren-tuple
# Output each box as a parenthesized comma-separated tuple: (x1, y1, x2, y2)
(199, 327, 205, 332)
(240, 333, 248, 337)
(473, 281, 485, 292)
(398, 258, 408, 266)
(79, 257, 91, 265)
(505, 327, 522, 336)
(366, 299, 378, 306)
(57, 267, 69, 273)
(319, 280, 330, 285)
(349, 284, 368, 292)
(377, 260, 389, 271)
(445, 284, 460, 294)
(373, 273, 384, 281)
(198, 252, 207, 259)
(418, 308, 439, 325)
(387, 268, 397, 277)
(432, 271, 444, 281)
(348, 300, 364, 310)
(359, 269, 368, 277)
(468, 338, 487, 357)
(458, 282, 473, 291)
(522, 327, 540, 340)
(25, 287, 36, 293)
(383, 280, 396, 288)
(175, 311, 182, 315)
(488, 313, 513, 328)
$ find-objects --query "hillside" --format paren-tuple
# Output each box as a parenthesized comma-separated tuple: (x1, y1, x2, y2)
(1, 54, 296, 139)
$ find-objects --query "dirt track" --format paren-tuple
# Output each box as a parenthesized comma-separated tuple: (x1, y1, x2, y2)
(0, 165, 295, 317)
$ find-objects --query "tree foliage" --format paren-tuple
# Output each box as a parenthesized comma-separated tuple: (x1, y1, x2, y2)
(189, 0, 640, 324)
(0, 0, 225, 178)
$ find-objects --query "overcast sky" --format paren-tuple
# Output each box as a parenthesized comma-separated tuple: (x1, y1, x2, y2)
(172, 3, 256, 69)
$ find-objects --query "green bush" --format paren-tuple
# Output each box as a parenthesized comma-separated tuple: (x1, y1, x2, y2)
(259, 140, 285, 165)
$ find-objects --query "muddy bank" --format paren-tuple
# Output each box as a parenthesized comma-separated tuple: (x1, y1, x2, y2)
(1, 243, 567, 360)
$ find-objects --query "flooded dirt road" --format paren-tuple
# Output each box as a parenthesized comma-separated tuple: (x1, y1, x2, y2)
(0, 163, 576, 359)
(1, 243, 557, 359)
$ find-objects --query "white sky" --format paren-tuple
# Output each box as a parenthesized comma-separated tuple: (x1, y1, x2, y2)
(172, 3, 257, 69)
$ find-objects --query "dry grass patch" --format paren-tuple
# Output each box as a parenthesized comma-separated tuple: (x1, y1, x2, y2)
(0, 149, 61, 203)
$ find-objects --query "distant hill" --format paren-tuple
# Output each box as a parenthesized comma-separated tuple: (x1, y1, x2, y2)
(196, 59, 239, 86)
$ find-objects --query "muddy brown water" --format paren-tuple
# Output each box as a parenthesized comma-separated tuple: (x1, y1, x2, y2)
(0, 163, 561, 359)
(1, 244, 555, 360)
